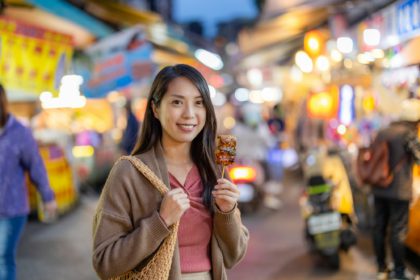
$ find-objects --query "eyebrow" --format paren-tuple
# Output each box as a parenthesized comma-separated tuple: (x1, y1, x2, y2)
(169, 94, 203, 99)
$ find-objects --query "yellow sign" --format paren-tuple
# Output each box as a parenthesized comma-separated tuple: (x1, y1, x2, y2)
(0, 17, 73, 96)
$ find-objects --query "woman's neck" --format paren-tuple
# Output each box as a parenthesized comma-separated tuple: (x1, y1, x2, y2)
(162, 139, 192, 164)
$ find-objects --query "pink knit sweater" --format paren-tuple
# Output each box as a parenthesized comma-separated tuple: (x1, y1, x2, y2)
(169, 166, 212, 273)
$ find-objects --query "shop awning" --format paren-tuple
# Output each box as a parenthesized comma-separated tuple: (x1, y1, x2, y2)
(73, 0, 162, 26)
(25, 0, 113, 38)
(3, 6, 96, 47)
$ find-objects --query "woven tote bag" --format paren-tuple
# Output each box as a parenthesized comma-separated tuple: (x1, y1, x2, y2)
(109, 156, 179, 280)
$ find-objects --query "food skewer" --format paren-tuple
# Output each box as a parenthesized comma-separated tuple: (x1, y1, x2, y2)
(215, 135, 237, 178)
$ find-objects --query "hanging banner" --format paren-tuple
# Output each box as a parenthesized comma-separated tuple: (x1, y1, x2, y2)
(0, 17, 73, 98)
(75, 26, 155, 98)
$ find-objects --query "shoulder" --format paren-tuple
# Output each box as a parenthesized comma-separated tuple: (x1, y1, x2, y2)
(107, 155, 164, 191)
(99, 157, 157, 212)
(108, 157, 143, 182)
(7, 116, 28, 132)
(7, 117, 35, 144)
(96, 149, 162, 212)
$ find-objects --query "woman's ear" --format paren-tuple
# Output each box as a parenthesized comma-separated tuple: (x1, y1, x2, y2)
(151, 101, 159, 119)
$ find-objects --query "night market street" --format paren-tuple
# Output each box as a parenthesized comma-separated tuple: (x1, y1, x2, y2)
(17, 174, 378, 280)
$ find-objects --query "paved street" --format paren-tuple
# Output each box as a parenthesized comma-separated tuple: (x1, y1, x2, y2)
(17, 195, 98, 280)
(17, 174, 378, 280)
(227, 175, 377, 280)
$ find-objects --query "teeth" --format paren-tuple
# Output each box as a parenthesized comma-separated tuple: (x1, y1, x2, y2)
(179, 124, 194, 128)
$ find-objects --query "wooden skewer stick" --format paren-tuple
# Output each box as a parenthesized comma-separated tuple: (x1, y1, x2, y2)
(221, 166, 225, 178)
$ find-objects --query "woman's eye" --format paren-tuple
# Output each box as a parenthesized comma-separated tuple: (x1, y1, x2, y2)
(172, 100, 182, 105)
(196, 100, 204, 106)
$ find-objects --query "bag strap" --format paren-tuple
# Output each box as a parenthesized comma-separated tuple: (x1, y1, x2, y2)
(119, 156, 169, 195)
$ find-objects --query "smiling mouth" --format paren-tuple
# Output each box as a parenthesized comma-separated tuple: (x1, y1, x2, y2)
(177, 124, 196, 129)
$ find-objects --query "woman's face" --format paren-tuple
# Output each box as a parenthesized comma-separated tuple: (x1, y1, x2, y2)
(153, 77, 206, 146)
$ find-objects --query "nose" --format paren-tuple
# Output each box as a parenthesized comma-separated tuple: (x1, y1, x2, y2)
(182, 102, 195, 118)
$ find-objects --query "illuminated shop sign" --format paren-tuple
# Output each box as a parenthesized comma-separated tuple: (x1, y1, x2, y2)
(338, 85, 355, 125)
(397, 0, 420, 38)
(0, 17, 73, 97)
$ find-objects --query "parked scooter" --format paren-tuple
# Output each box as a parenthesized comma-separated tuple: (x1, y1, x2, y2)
(300, 175, 357, 269)
(228, 160, 265, 213)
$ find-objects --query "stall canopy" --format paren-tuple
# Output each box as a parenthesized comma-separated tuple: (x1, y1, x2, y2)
(67, 0, 162, 27)
(4, 0, 114, 47)
(22, 0, 112, 39)
(4, 7, 92, 48)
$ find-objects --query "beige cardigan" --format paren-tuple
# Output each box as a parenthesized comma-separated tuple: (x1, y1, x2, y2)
(92, 143, 249, 279)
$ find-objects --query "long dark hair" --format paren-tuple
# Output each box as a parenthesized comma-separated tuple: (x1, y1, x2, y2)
(131, 64, 219, 210)
(0, 84, 8, 128)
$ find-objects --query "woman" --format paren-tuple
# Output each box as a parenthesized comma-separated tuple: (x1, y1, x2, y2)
(92, 64, 249, 280)
(0, 83, 57, 280)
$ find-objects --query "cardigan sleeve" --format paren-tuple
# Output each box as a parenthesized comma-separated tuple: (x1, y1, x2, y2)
(213, 205, 249, 268)
(92, 159, 170, 279)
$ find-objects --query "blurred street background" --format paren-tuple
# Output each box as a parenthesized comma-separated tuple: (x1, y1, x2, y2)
(1, 0, 420, 279)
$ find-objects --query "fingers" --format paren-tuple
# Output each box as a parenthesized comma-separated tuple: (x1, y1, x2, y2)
(171, 192, 189, 201)
(212, 189, 239, 198)
(160, 188, 191, 226)
(215, 180, 240, 194)
(166, 188, 190, 209)
(173, 196, 190, 210)
(167, 188, 186, 195)
(213, 181, 239, 199)
(213, 194, 237, 204)
(167, 188, 188, 200)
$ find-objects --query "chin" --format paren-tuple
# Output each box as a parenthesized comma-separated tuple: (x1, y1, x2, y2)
(175, 134, 198, 143)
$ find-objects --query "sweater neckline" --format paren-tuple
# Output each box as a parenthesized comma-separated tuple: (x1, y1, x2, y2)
(168, 165, 197, 187)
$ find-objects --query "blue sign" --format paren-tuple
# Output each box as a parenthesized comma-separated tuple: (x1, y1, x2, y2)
(75, 27, 156, 98)
(397, 0, 420, 38)
(76, 40, 155, 98)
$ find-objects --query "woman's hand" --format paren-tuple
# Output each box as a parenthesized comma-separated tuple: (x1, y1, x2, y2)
(159, 188, 190, 227)
(213, 178, 240, 212)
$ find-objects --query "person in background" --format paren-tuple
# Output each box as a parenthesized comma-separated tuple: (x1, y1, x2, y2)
(0, 83, 57, 280)
(267, 103, 285, 137)
(119, 100, 140, 155)
(92, 64, 249, 279)
(372, 99, 420, 280)
(231, 102, 275, 180)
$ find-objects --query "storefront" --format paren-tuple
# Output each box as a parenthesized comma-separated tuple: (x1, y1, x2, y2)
(0, 16, 79, 219)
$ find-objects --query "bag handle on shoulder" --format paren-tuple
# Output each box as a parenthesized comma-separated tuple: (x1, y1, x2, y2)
(119, 156, 169, 195)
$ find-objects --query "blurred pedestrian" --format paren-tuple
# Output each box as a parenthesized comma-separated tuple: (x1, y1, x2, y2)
(0, 83, 57, 280)
(372, 99, 420, 280)
(267, 103, 285, 137)
(119, 100, 140, 155)
(231, 102, 275, 179)
(92, 64, 249, 279)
